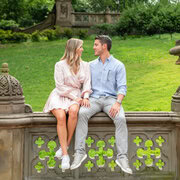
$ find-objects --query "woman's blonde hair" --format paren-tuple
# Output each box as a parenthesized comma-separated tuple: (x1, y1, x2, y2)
(61, 38, 83, 74)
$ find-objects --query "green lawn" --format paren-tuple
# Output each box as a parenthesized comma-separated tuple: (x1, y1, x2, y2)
(0, 34, 179, 112)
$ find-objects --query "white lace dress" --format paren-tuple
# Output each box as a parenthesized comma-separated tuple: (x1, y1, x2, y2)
(43, 60, 91, 113)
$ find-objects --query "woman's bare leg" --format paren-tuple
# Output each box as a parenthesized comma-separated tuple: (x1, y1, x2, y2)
(51, 108, 68, 155)
(67, 104, 79, 146)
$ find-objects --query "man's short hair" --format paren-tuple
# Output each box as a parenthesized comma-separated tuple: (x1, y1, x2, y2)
(95, 35, 112, 51)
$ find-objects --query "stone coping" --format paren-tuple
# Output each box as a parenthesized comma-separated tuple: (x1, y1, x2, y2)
(0, 111, 179, 128)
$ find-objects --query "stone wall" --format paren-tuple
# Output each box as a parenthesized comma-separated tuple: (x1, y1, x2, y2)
(0, 111, 180, 180)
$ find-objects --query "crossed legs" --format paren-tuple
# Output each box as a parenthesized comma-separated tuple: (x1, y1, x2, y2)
(52, 104, 79, 156)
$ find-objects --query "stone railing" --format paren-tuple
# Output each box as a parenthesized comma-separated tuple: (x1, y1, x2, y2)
(71, 12, 120, 27)
(1, 111, 180, 180)
(0, 63, 180, 180)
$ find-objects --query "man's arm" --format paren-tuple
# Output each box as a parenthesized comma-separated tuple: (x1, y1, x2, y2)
(109, 63, 127, 118)
(109, 94, 125, 118)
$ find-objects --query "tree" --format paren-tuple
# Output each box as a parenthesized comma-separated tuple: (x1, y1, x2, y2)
(0, 0, 26, 22)
(0, 0, 55, 27)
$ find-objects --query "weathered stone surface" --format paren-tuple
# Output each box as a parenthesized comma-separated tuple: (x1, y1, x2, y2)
(0, 130, 12, 180)
(169, 40, 180, 65)
(172, 86, 180, 112)
(0, 63, 32, 114)
(0, 129, 24, 180)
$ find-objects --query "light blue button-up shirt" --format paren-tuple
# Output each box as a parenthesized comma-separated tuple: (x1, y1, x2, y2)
(89, 55, 127, 98)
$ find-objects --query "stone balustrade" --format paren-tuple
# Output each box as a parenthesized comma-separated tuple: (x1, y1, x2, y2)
(71, 12, 120, 27)
(0, 111, 180, 180)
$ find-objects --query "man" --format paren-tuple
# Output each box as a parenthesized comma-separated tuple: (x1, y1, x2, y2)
(70, 35, 132, 174)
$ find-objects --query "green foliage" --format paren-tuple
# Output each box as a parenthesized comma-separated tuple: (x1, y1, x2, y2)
(63, 28, 73, 39)
(24, 0, 55, 27)
(72, 0, 120, 12)
(0, 27, 90, 44)
(75, 29, 88, 39)
(31, 30, 41, 42)
(54, 26, 64, 39)
(11, 32, 29, 43)
(72, 0, 91, 12)
(41, 29, 56, 41)
(91, 23, 118, 36)
(0, 30, 12, 43)
(116, 2, 180, 35)
(0, 20, 19, 31)
(0, 0, 26, 22)
(0, 29, 29, 43)
(0, 0, 55, 28)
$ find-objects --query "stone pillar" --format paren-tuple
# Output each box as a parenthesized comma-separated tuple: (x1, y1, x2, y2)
(55, 0, 72, 27)
(171, 86, 180, 112)
(169, 40, 180, 65)
(105, 8, 111, 24)
(0, 63, 32, 114)
(0, 63, 32, 180)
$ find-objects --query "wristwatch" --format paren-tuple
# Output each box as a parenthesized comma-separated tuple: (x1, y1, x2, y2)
(116, 99, 122, 104)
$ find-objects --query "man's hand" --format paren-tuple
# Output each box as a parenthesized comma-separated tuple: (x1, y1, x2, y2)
(81, 98, 90, 108)
(75, 97, 82, 105)
(109, 102, 121, 118)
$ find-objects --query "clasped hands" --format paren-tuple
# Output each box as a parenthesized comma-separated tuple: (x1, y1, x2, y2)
(75, 97, 90, 108)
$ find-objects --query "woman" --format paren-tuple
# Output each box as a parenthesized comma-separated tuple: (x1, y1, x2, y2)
(43, 38, 91, 171)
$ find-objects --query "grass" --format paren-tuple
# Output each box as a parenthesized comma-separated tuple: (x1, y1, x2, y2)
(0, 34, 179, 112)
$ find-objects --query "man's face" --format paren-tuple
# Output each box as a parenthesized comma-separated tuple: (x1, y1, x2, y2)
(93, 39, 104, 56)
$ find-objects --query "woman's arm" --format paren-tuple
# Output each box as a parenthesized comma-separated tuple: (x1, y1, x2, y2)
(81, 62, 92, 107)
(54, 63, 78, 100)
(81, 62, 92, 99)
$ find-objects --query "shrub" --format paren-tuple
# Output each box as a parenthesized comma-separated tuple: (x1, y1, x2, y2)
(0, 30, 11, 43)
(41, 29, 56, 41)
(0, 30, 29, 43)
(0, 20, 19, 31)
(31, 30, 40, 42)
(116, 2, 180, 36)
(91, 23, 118, 36)
(63, 28, 73, 39)
(11, 32, 29, 43)
(76, 29, 88, 39)
(54, 26, 64, 39)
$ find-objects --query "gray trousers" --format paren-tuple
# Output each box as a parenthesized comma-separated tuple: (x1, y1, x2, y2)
(75, 96, 128, 159)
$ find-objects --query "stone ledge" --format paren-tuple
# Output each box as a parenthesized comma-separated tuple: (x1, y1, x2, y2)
(0, 111, 179, 129)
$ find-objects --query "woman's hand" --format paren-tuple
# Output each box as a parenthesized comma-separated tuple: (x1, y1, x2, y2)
(81, 98, 90, 108)
(75, 97, 82, 105)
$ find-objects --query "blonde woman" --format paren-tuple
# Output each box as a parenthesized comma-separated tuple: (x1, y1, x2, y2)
(43, 38, 91, 171)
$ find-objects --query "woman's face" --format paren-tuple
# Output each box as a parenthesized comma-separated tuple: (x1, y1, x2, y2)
(76, 44, 84, 57)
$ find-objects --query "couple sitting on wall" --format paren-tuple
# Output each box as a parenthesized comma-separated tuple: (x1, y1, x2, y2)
(43, 35, 132, 174)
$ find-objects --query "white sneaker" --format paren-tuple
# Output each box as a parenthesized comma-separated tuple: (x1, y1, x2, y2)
(55, 146, 69, 159)
(70, 153, 87, 170)
(55, 147, 63, 159)
(61, 155, 70, 171)
(116, 157, 133, 174)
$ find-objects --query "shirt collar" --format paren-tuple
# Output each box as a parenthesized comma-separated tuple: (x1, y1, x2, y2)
(98, 55, 113, 62)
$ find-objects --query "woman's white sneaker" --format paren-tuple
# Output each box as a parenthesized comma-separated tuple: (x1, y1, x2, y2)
(55, 146, 69, 160)
(55, 147, 63, 159)
(61, 155, 70, 171)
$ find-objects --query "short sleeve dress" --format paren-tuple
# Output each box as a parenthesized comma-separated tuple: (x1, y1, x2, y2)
(43, 60, 92, 113)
